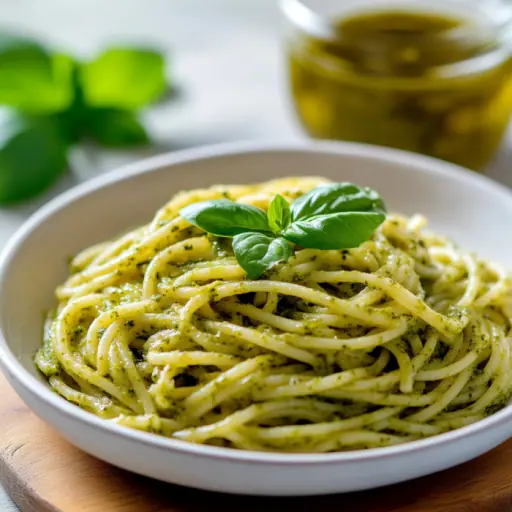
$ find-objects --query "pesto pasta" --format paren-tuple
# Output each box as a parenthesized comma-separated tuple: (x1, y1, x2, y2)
(36, 177, 512, 452)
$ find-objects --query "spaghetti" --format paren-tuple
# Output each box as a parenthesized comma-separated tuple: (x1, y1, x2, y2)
(36, 177, 512, 452)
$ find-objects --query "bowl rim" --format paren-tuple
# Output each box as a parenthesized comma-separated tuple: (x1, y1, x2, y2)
(1, 138, 512, 466)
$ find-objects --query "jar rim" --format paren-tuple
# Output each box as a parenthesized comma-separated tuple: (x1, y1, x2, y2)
(280, 0, 512, 41)
(280, 0, 512, 78)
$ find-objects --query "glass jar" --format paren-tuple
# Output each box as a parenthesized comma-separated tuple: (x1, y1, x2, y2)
(281, 0, 512, 170)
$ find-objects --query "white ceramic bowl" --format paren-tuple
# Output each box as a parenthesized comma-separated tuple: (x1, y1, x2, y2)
(0, 141, 512, 497)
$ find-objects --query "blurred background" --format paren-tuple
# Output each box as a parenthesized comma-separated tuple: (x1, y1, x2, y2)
(0, 0, 511, 229)
(0, 0, 294, 220)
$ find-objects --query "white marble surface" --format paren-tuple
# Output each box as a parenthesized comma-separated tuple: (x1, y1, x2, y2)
(0, 0, 511, 509)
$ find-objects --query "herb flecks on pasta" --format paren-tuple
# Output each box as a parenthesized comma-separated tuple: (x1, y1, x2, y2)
(36, 177, 512, 453)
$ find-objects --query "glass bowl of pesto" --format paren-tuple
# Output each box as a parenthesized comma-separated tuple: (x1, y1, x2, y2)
(281, 0, 512, 170)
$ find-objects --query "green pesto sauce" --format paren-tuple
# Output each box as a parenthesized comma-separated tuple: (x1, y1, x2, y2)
(289, 9, 512, 169)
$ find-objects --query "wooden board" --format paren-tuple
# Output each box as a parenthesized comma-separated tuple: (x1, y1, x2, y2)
(1, 373, 512, 512)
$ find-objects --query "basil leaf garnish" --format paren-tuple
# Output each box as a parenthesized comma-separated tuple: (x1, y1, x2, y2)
(283, 211, 386, 250)
(267, 194, 291, 234)
(291, 183, 386, 221)
(180, 199, 270, 237)
(180, 182, 387, 278)
(232, 232, 293, 279)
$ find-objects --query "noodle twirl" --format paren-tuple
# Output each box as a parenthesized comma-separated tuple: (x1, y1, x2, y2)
(36, 177, 512, 452)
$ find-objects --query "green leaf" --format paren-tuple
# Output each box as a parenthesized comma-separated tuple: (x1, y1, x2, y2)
(283, 211, 385, 250)
(267, 194, 291, 234)
(81, 47, 167, 109)
(180, 200, 270, 237)
(0, 35, 74, 113)
(0, 34, 50, 60)
(34, 53, 76, 112)
(0, 108, 68, 203)
(0, 34, 52, 104)
(291, 183, 386, 221)
(232, 233, 293, 279)
(86, 108, 149, 147)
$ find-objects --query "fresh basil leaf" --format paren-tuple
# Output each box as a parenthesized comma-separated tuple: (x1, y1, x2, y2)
(0, 37, 74, 113)
(267, 194, 291, 234)
(283, 211, 385, 250)
(81, 47, 167, 109)
(180, 200, 270, 237)
(86, 108, 149, 147)
(0, 33, 50, 63)
(0, 108, 68, 203)
(36, 53, 76, 113)
(291, 183, 386, 221)
(233, 233, 293, 279)
(0, 35, 52, 99)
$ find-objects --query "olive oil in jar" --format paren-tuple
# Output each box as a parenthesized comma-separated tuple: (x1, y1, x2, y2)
(285, 4, 512, 169)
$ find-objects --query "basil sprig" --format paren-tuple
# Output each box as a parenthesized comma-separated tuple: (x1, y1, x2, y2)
(180, 182, 386, 279)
